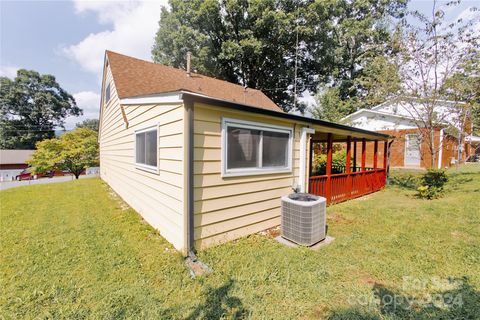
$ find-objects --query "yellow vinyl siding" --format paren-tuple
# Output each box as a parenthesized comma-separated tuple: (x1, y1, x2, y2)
(194, 187, 287, 214)
(193, 103, 305, 249)
(99, 65, 185, 250)
(195, 217, 281, 249)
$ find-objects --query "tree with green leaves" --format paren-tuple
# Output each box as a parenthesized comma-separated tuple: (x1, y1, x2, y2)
(153, 0, 406, 113)
(27, 128, 99, 179)
(153, 0, 302, 112)
(442, 53, 480, 162)
(0, 69, 81, 149)
(472, 105, 480, 136)
(76, 118, 99, 132)
(310, 0, 405, 121)
(396, 1, 479, 167)
(313, 55, 402, 122)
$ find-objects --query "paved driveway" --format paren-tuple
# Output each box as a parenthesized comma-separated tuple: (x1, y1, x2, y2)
(0, 175, 97, 191)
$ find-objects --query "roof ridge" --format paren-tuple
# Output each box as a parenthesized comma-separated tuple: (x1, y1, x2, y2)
(105, 50, 263, 94)
(104, 50, 281, 112)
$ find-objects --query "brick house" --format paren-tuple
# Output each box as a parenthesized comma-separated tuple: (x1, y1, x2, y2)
(341, 97, 479, 169)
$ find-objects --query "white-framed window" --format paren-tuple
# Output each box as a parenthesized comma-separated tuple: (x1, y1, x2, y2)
(134, 126, 158, 173)
(105, 83, 111, 105)
(222, 118, 293, 177)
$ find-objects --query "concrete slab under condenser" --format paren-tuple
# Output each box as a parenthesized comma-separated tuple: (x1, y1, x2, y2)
(274, 235, 335, 250)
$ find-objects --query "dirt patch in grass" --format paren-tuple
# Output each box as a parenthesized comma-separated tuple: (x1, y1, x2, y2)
(107, 187, 130, 211)
(357, 270, 383, 286)
(353, 194, 374, 201)
(328, 212, 353, 224)
(451, 230, 471, 240)
(311, 304, 331, 319)
(259, 226, 281, 238)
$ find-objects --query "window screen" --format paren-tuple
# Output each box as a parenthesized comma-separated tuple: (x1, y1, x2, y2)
(135, 129, 157, 168)
(262, 131, 289, 167)
(225, 122, 291, 172)
(227, 127, 260, 169)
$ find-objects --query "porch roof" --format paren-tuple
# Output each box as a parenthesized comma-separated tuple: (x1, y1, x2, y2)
(181, 92, 390, 141)
(308, 130, 386, 142)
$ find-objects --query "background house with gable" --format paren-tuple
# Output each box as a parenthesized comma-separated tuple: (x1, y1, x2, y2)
(341, 97, 479, 169)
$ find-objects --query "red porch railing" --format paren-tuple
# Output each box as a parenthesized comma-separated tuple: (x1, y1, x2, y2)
(309, 168, 387, 205)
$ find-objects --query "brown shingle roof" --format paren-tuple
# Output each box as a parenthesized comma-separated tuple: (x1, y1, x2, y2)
(106, 51, 282, 112)
(0, 150, 34, 165)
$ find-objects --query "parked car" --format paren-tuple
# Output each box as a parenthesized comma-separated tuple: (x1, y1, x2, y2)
(15, 168, 55, 181)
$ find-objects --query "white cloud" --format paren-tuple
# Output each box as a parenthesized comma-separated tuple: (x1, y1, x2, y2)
(64, 90, 101, 129)
(74, 90, 101, 114)
(0, 65, 18, 78)
(63, 0, 167, 77)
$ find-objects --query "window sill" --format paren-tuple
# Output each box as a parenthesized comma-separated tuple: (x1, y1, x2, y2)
(222, 168, 292, 178)
(135, 164, 159, 174)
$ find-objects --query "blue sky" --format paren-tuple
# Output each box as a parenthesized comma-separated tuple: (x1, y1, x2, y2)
(0, 0, 477, 128)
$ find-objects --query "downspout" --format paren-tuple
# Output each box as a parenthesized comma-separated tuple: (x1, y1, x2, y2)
(184, 98, 195, 258)
(299, 127, 315, 193)
(438, 128, 444, 169)
(181, 94, 211, 278)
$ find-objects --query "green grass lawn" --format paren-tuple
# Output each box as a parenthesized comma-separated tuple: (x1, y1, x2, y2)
(1, 165, 479, 319)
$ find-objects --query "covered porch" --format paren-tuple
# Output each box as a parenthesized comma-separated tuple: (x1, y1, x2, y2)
(307, 130, 390, 205)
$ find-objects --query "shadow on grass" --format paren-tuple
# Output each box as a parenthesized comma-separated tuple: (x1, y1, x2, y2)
(387, 174, 419, 190)
(186, 278, 247, 320)
(327, 277, 480, 320)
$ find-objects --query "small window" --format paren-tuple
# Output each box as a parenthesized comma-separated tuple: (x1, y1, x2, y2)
(105, 84, 111, 104)
(135, 127, 158, 171)
(223, 118, 292, 177)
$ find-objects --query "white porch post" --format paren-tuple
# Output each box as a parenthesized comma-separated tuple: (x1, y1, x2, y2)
(299, 127, 315, 193)
(438, 128, 444, 169)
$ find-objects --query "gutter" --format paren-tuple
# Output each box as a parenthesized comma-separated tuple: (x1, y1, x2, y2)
(179, 92, 390, 140)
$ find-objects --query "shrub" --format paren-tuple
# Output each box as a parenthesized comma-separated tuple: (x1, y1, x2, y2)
(417, 185, 443, 200)
(421, 169, 448, 189)
(417, 169, 448, 199)
(313, 150, 352, 175)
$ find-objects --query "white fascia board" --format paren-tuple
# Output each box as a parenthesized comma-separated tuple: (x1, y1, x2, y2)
(120, 92, 183, 105)
(340, 109, 366, 122)
(466, 135, 480, 143)
(371, 96, 401, 111)
(372, 96, 467, 111)
(178, 91, 211, 100)
(342, 108, 416, 122)
(368, 109, 416, 121)
(342, 109, 411, 122)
